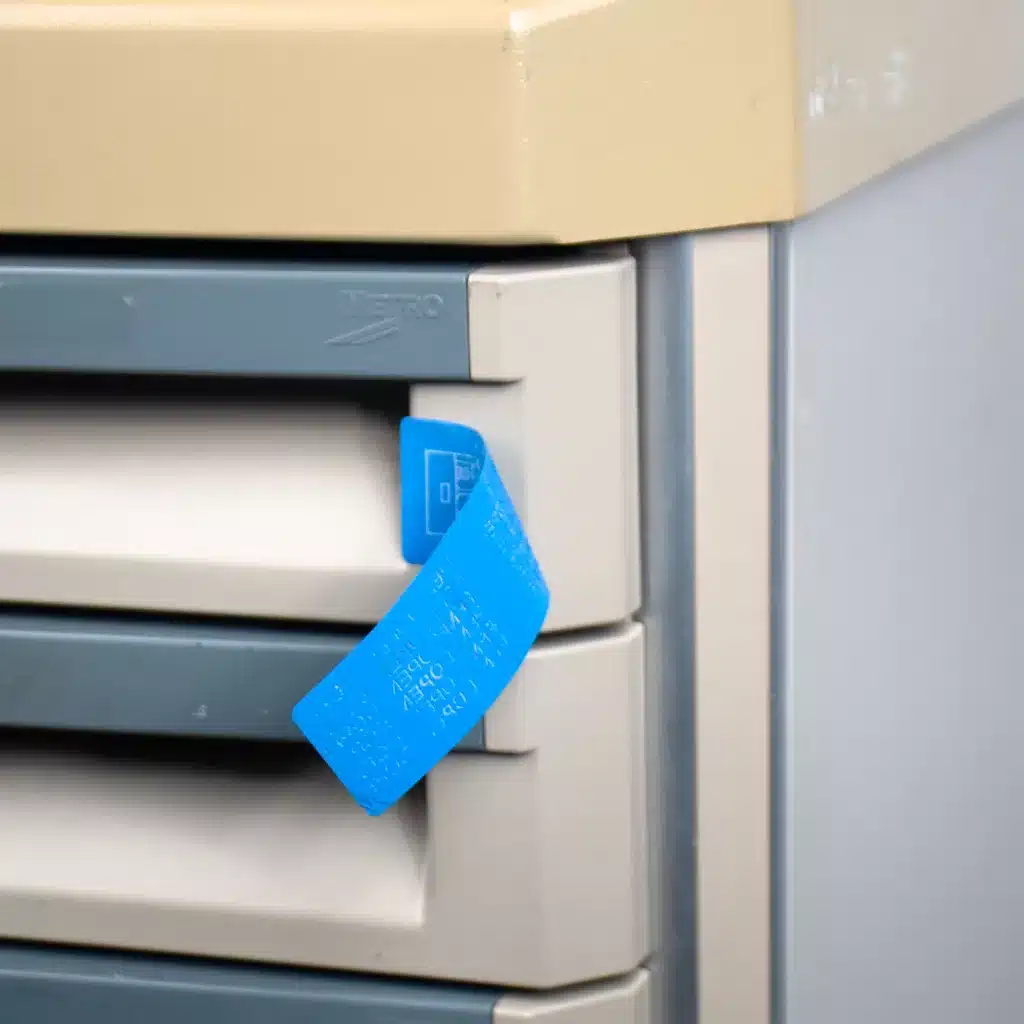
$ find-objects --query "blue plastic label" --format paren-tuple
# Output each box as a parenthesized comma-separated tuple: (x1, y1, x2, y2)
(292, 417, 550, 815)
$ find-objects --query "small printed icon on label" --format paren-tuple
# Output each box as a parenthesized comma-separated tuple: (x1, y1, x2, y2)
(424, 449, 481, 536)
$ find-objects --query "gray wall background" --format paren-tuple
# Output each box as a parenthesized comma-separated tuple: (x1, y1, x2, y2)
(777, 100, 1024, 1024)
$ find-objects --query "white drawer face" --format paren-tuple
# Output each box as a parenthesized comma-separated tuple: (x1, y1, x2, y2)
(0, 625, 648, 989)
(0, 253, 639, 632)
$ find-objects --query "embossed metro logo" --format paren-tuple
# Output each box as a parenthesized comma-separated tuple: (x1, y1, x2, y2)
(324, 289, 444, 346)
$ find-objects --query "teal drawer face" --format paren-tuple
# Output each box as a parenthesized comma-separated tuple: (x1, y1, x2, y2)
(0, 257, 471, 379)
(0, 609, 485, 749)
(0, 944, 498, 1023)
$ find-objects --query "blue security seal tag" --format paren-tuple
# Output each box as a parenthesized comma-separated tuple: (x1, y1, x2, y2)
(292, 417, 550, 816)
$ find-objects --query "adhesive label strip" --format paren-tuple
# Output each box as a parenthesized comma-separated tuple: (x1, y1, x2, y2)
(292, 417, 550, 816)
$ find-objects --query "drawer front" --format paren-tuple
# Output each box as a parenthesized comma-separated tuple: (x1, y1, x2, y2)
(0, 251, 639, 632)
(0, 944, 496, 1024)
(0, 945, 650, 1023)
(0, 626, 648, 988)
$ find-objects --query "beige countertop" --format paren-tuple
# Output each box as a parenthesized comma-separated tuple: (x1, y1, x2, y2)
(1, 0, 1021, 243)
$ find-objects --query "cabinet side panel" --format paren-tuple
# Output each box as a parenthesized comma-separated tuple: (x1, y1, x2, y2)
(780, 101, 1024, 1024)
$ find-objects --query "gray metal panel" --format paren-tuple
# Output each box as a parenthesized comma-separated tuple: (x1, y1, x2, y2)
(632, 236, 697, 1024)
(0, 258, 470, 378)
(0, 610, 484, 749)
(778, 102, 1024, 1024)
(769, 224, 791, 1024)
(0, 943, 498, 1024)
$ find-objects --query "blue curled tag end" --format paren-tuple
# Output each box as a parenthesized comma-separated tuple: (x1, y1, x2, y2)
(292, 416, 550, 816)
